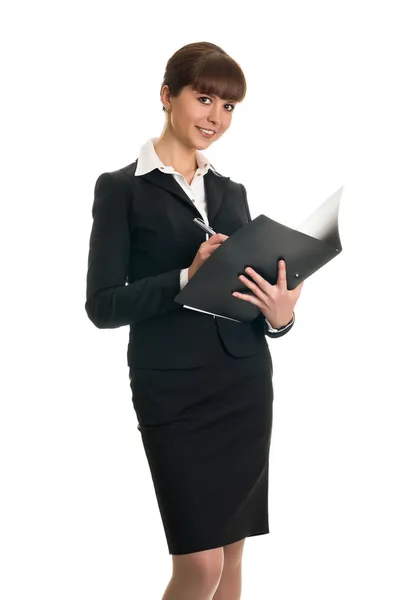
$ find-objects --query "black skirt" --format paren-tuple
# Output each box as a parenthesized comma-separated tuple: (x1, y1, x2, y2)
(129, 323, 274, 555)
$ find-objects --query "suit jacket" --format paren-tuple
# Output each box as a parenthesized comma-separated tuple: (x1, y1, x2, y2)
(85, 160, 294, 368)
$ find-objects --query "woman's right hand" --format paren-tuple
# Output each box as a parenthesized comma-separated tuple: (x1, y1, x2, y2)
(188, 233, 229, 280)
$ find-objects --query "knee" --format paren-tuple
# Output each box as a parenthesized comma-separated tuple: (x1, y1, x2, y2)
(172, 547, 224, 591)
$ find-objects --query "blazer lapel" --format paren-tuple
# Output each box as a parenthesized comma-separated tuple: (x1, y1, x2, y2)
(123, 160, 231, 226)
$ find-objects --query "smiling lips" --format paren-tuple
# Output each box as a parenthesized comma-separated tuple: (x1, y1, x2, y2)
(197, 126, 217, 138)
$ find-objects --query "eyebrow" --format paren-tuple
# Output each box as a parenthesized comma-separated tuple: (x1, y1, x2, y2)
(195, 91, 236, 103)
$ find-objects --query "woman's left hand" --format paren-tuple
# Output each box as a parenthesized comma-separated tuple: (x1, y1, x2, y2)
(232, 260, 304, 329)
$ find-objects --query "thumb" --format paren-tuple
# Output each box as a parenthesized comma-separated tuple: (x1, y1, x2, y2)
(291, 281, 304, 297)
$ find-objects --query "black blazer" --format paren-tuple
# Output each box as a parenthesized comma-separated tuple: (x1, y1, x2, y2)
(85, 160, 294, 369)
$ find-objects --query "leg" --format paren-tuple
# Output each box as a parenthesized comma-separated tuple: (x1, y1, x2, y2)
(212, 539, 245, 600)
(162, 547, 224, 600)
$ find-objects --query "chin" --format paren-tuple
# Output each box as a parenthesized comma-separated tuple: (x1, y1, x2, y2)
(194, 140, 213, 151)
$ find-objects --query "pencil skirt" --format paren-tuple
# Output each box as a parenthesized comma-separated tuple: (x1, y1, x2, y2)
(129, 329, 274, 556)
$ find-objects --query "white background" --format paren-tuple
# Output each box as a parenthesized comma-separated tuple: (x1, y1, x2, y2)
(2, 0, 400, 598)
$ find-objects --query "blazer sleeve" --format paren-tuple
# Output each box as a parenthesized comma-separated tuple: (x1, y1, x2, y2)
(240, 183, 295, 339)
(85, 172, 182, 329)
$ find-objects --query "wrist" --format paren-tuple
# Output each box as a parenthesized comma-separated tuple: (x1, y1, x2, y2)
(265, 313, 294, 330)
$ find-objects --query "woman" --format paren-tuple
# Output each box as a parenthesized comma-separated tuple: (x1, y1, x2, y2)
(85, 41, 303, 600)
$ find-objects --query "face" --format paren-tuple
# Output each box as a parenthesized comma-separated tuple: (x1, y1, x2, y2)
(161, 84, 237, 150)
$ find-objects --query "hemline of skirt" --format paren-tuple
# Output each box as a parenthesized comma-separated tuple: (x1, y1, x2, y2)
(168, 528, 270, 556)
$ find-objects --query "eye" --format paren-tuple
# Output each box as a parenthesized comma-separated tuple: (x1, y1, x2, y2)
(198, 96, 235, 112)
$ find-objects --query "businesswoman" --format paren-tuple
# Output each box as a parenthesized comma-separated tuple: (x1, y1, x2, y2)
(85, 41, 303, 600)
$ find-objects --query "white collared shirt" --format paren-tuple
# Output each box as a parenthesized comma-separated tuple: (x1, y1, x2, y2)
(134, 137, 293, 333)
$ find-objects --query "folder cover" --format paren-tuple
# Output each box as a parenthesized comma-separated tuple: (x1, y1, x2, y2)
(174, 186, 344, 323)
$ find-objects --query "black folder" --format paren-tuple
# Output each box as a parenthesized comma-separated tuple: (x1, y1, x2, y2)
(174, 186, 344, 323)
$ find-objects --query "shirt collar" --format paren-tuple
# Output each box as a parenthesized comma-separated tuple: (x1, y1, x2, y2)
(135, 137, 211, 177)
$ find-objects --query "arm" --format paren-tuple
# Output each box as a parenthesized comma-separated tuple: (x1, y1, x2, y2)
(240, 183, 295, 338)
(263, 312, 295, 337)
(85, 172, 183, 329)
(181, 249, 295, 337)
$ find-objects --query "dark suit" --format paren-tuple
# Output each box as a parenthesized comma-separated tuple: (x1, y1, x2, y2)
(85, 160, 294, 369)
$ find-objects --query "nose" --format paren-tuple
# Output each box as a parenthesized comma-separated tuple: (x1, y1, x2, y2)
(208, 115, 222, 129)
(208, 103, 223, 126)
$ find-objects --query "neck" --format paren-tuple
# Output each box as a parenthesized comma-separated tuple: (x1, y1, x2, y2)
(154, 128, 198, 175)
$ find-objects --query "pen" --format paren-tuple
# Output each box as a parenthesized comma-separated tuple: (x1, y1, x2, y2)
(193, 217, 217, 236)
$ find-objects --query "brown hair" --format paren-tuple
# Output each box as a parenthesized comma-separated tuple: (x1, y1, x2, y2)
(160, 42, 247, 112)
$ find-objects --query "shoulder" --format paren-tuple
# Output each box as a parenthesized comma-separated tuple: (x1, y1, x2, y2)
(208, 163, 245, 194)
(92, 165, 137, 218)
(94, 160, 138, 194)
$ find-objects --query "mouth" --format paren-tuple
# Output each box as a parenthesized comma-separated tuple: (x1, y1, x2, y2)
(196, 126, 217, 138)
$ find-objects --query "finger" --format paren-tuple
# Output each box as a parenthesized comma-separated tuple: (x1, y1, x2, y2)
(277, 260, 288, 290)
(232, 290, 263, 309)
(243, 267, 272, 295)
(238, 275, 272, 309)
